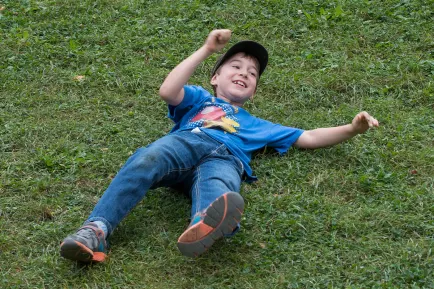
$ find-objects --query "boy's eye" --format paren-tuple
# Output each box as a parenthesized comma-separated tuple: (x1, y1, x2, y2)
(250, 72, 256, 77)
(232, 65, 240, 69)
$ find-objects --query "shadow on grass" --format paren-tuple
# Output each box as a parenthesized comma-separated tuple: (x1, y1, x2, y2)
(105, 187, 257, 265)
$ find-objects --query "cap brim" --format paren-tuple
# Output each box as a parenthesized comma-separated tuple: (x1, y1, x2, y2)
(211, 41, 268, 78)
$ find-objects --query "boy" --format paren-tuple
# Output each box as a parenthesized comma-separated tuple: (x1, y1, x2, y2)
(60, 29, 379, 262)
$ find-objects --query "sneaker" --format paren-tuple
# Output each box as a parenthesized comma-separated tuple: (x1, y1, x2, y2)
(60, 223, 108, 263)
(177, 192, 244, 257)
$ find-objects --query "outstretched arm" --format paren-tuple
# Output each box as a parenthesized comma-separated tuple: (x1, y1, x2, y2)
(294, 111, 379, 149)
(159, 29, 232, 106)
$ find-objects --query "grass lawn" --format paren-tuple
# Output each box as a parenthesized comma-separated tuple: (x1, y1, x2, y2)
(1, 0, 433, 288)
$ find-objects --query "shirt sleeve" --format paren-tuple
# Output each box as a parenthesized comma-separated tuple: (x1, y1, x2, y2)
(167, 85, 208, 124)
(262, 120, 304, 153)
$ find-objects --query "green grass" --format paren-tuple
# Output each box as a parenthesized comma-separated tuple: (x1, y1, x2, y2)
(1, 0, 433, 288)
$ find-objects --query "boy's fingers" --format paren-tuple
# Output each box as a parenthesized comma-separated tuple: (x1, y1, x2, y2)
(220, 29, 232, 35)
(354, 111, 379, 131)
(360, 111, 370, 120)
(368, 117, 379, 128)
(218, 30, 231, 43)
(360, 111, 378, 125)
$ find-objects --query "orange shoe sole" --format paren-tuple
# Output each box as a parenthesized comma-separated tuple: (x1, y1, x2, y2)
(177, 192, 244, 257)
(60, 239, 107, 263)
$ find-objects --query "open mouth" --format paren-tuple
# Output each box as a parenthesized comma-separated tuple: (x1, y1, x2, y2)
(233, 80, 246, 88)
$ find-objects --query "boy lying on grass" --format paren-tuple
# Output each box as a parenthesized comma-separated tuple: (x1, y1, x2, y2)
(60, 29, 379, 262)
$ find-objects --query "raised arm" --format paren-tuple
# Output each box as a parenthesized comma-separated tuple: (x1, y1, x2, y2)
(294, 111, 379, 149)
(159, 29, 232, 106)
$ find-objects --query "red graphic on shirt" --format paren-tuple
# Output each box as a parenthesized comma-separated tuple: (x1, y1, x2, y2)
(191, 106, 226, 122)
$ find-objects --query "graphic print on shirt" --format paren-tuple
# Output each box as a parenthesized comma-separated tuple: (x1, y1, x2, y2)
(187, 102, 240, 133)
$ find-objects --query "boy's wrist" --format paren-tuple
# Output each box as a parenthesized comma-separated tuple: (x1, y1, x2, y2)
(347, 123, 360, 136)
(199, 45, 216, 57)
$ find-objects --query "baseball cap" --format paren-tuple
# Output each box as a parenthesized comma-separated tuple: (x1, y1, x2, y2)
(211, 41, 268, 78)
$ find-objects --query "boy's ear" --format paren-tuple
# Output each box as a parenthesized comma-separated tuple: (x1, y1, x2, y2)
(210, 73, 218, 86)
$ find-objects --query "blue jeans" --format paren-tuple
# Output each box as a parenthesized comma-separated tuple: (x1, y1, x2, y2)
(86, 130, 244, 237)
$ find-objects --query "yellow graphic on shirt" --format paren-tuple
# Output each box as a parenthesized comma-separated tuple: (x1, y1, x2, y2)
(203, 117, 240, 133)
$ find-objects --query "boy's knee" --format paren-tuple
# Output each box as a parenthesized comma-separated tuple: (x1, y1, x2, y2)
(128, 146, 164, 171)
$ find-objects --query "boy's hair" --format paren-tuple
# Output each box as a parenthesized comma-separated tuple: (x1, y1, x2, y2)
(213, 53, 260, 76)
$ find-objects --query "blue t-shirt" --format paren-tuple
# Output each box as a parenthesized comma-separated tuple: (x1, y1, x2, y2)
(168, 85, 304, 181)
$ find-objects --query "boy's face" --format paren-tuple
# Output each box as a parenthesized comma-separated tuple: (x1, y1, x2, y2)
(211, 52, 259, 106)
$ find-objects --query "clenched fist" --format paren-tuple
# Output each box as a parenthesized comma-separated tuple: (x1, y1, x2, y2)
(204, 29, 232, 53)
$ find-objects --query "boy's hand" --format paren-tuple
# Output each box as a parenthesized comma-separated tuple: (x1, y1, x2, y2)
(204, 29, 232, 53)
(351, 111, 379, 134)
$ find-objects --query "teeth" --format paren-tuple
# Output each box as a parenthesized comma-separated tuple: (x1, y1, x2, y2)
(234, 81, 245, 87)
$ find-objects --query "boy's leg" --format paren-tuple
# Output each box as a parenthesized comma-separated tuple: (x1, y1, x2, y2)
(60, 131, 222, 262)
(177, 146, 244, 257)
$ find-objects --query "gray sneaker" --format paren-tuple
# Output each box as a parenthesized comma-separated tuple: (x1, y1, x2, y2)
(60, 223, 108, 262)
